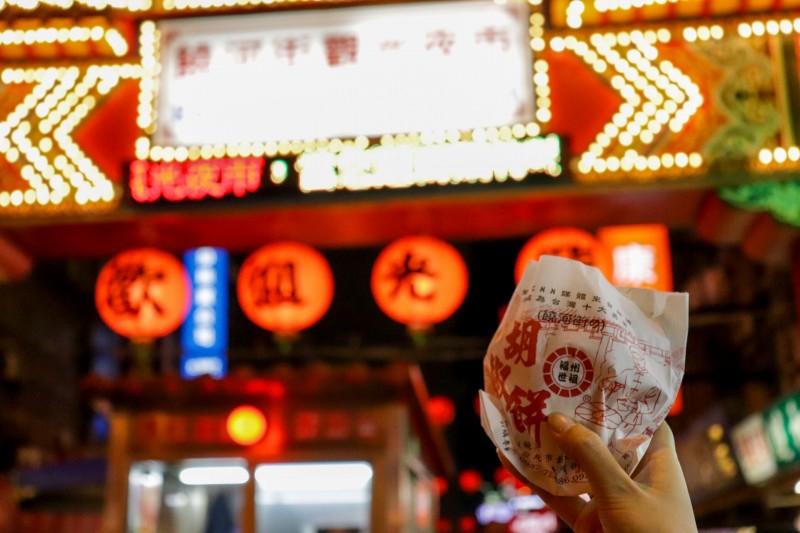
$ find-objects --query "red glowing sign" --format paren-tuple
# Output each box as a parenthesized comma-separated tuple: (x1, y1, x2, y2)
(129, 156, 264, 203)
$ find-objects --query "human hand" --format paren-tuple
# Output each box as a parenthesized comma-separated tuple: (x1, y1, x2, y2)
(498, 413, 697, 533)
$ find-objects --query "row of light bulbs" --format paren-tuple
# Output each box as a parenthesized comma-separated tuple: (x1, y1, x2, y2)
(0, 0, 540, 12)
(556, 0, 800, 29)
(139, 124, 545, 163)
(0, 25, 128, 57)
(567, 0, 679, 29)
(575, 151, 703, 175)
(756, 147, 800, 172)
(0, 0, 150, 10)
(595, 0, 677, 12)
(738, 17, 800, 38)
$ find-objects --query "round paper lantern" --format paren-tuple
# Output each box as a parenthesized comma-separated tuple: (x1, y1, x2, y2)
(95, 248, 190, 340)
(427, 395, 456, 426)
(458, 469, 483, 493)
(514, 227, 613, 283)
(371, 236, 468, 330)
(237, 241, 334, 335)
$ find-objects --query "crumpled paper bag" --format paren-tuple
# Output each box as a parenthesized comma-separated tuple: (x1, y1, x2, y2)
(480, 255, 688, 496)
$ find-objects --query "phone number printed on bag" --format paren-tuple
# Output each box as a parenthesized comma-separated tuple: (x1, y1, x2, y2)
(542, 347, 594, 398)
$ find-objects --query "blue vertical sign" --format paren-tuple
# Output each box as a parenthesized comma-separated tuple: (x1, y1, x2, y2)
(180, 247, 229, 378)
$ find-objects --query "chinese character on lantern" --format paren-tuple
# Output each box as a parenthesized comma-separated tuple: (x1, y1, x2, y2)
(95, 248, 191, 341)
(514, 227, 613, 283)
(371, 235, 468, 331)
(237, 241, 334, 337)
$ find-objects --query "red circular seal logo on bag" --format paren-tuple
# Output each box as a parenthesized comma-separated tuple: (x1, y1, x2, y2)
(542, 347, 594, 398)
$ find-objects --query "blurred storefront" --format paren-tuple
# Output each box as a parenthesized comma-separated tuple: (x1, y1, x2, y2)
(2, 0, 800, 531)
(82, 363, 450, 533)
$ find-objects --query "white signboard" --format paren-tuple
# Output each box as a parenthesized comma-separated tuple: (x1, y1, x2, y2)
(731, 413, 778, 485)
(155, 0, 535, 146)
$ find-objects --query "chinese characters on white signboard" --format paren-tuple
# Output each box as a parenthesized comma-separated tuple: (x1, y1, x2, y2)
(155, 0, 535, 145)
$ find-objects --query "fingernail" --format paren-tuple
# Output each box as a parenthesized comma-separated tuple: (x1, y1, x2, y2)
(548, 413, 575, 434)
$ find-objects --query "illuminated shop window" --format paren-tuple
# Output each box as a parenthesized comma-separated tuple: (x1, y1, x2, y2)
(255, 461, 373, 533)
(127, 458, 246, 533)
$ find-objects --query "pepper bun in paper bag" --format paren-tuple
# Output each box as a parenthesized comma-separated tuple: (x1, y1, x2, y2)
(480, 255, 688, 496)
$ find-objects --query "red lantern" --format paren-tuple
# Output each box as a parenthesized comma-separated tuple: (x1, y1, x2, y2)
(237, 241, 334, 335)
(514, 227, 613, 283)
(427, 396, 456, 426)
(668, 387, 683, 417)
(458, 469, 483, 493)
(95, 248, 190, 340)
(434, 476, 448, 496)
(371, 236, 468, 330)
(458, 516, 477, 532)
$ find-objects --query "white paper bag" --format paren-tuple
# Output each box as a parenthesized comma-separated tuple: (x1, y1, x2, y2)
(480, 255, 688, 496)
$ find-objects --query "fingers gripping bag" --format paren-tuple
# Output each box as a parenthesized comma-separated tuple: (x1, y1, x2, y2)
(479, 255, 688, 496)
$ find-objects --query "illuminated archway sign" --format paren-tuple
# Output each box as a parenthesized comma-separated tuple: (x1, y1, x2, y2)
(514, 227, 613, 283)
(95, 248, 191, 341)
(371, 235, 468, 331)
(237, 241, 334, 337)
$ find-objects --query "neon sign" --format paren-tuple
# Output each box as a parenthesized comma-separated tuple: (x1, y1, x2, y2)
(297, 135, 562, 192)
(180, 247, 229, 378)
(127, 135, 563, 203)
(129, 157, 264, 203)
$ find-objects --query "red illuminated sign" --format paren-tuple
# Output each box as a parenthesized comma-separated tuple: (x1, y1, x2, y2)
(129, 156, 264, 203)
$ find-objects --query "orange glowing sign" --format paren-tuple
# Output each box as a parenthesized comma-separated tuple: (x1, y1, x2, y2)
(237, 241, 334, 335)
(596, 224, 673, 291)
(514, 227, 613, 283)
(226, 405, 268, 446)
(371, 236, 468, 330)
(95, 248, 191, 340)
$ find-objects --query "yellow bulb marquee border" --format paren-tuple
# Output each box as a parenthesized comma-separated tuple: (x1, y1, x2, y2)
(134, 0, 558, 192)
(0, 63, 140, 212)
(545, 15, 800, 182)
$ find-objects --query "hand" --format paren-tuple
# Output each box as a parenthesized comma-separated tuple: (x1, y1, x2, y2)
(498, 413, 697, 533)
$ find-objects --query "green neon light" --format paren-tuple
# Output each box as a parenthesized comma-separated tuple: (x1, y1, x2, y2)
(719, 180, 800, 227)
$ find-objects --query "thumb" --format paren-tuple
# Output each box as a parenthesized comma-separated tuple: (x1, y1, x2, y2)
(548, 412, 636, 498)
